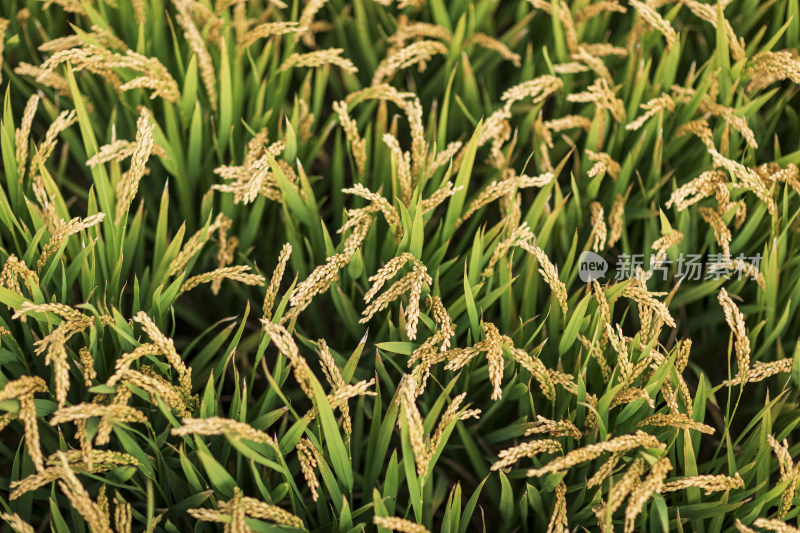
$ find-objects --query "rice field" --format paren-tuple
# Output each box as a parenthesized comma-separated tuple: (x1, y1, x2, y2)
(1, 0, 800, 531)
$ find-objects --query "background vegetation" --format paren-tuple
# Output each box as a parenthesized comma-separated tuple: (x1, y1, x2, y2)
(1, 0, 800, 531)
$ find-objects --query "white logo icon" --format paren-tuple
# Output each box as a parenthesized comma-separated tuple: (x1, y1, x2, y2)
(578, 251, 608, 282)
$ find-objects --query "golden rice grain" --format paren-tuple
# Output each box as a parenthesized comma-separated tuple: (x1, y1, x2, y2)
(332, 100, 368, 176)
(263, 243, 292, 319)
(501, 75, 563, 113)
(133, 311, 192, 393)
(586, 150, 621, 181)
(171, 417, 279, 449)
(398, 375, 429, 476)
(602, 458, 645, 523)
(628, 0, 676, 46)
(751, 519, 800, 533)
(681, 0, 745, 60)
(286, 216, 371, 320)
(747, 50, 800, 92)
(373, 516, 430, 533)
(587, 453, 620, 489)
(240, 21, 303, 48)
(482, 223, 535, 279)
(31, 109, 78, 174)
(575, 1, 627, 23)
(261, 322, 314, 399)
(296, 438, 320, 502)
(54, 451, 113, 533)
(699, 207, 731, 257)
(0, 512, 35, 533)
(525, 415, 582, 440)
(174, 0, 217, 110)
(621, 285, 676, 328)
(662, 473, 744, 495)
(607, 189, 631, 248)
(527, 431, 663, 477)
(118, 369, 189, 416)
(567, 78, 626, 123)
(49, 403, 146, 426)
(372, 40, 446, 84)
(113, 494, 132, 533)
(167, 213, 230, 277)
(590, 202, 607, 252)
(180, 265, 266, 293)
(0, 18, 8, 83)
(637, 413, 714, 434)
(518, 242, 568, 315)
(342, 184, 401, 230)
(718, 288, 750, 385)
(115, 109, 154, 222)
(37, 213, 106, 271)
(15, 94, 40, 182)
(383, 133, 414, 204)
(361, 254, 432, 340)
(391, 15, 451, 50)
(457, 171, 554, 228)
(610, 387, 655, 409)
(282, 49, 358, 74)
(10, 451, 136, 500)
(651, 229, 683, 264)
(546, 481, 568, 533)
(627, 94, 675, 131)
(624, 457, 672, 533)
(0, 255, 40, 298)
(469, 33, 521, 67)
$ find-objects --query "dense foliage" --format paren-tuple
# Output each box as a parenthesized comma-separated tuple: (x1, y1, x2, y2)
(2, 0, 800, 531)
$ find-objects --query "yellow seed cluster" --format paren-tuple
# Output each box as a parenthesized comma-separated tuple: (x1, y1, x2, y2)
(189, 487, 304, 529)
(54, 452, 113, 533)
(115, 109, 154, 222)
(457, 171, 554, 227)
(624, 457, 672, 533)
(37, 213, 106, 271)
(282, 49, 358, 74)
(398, 377, 479, 477)
(526, 431, 664, 477)
(469, 33, 521, 67)
(180, 265, 266, 293)
(172, 417, 279, 449)
(518, 241, 569, 315)
(662, 473, 744, 495)
(590, 202, 607, 252)
(526, 415, 582, 440)
(286, 214, 372, 320)
(240, 21, 303, 48)
(0, 255, 40, 300)
(15, 94, 40, 182)
(0, 18, 8, 83)
(637, 413, 714, 434)
(40, 45, 179, 102)
(373, 516, 430, 533)
(296, 438, 320, 502)
(332, 100, 368, 176)
(361, 253, 432, 340)
(627, 94, 675, 131)
(213, 134, 295, 204)
(628, 0, 677, 47)
(501, 75, 563, 113)
(718, 288, 751, 385)
(372, 40, 447, 85)
(547, 481, 568, 533)
(263, 243, 293, 319)
(747, 50, 800, 92)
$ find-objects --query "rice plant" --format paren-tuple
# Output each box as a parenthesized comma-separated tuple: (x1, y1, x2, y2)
(1, 0, 800, 531)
